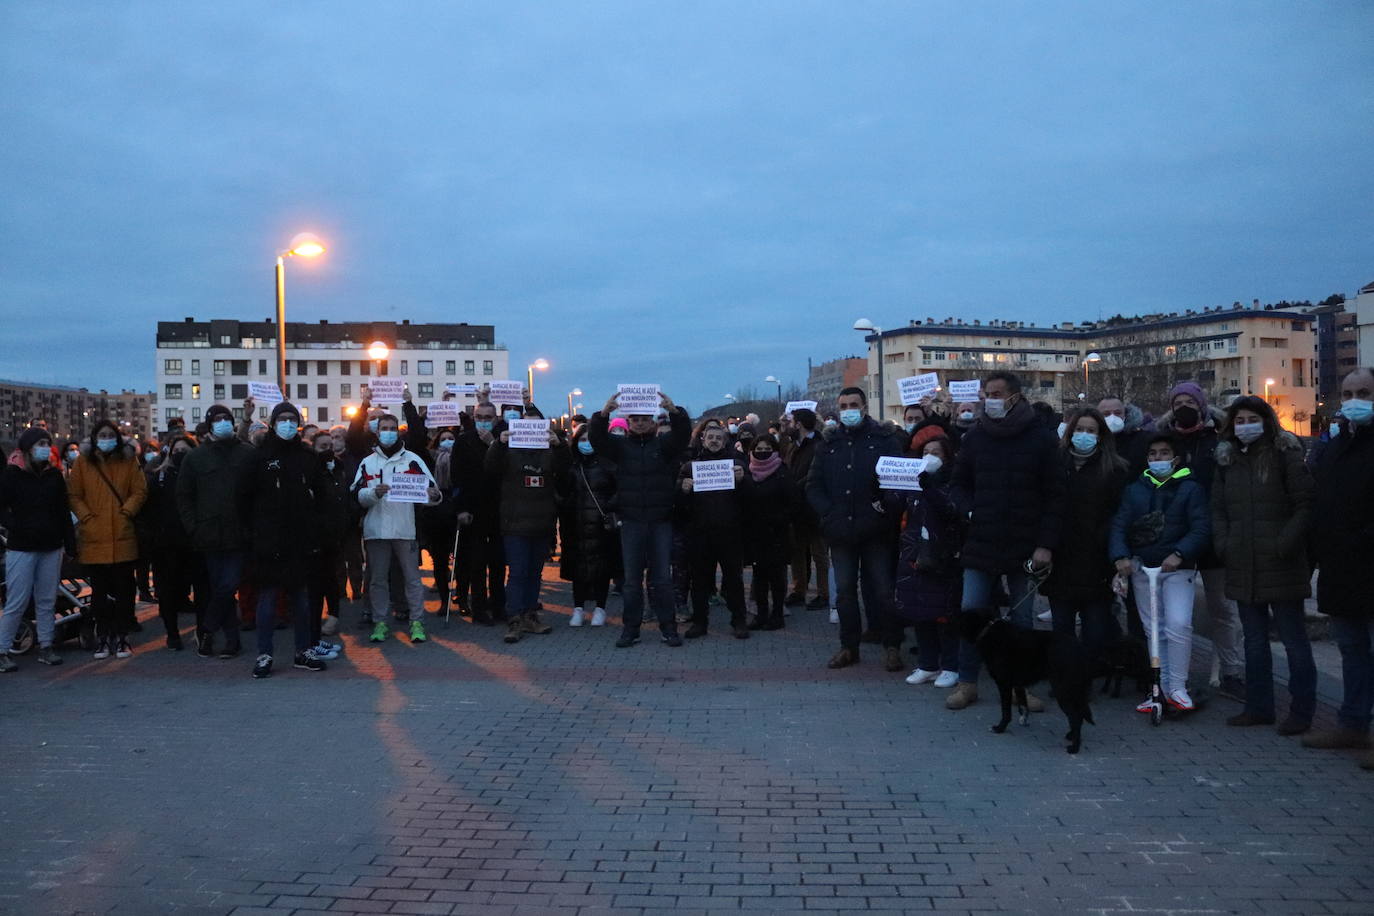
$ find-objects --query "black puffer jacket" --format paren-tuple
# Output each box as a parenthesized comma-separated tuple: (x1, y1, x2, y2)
(1040, 449, 1131, 603)
(587, 408, 691, 524)
(785, 433, 821, 528)
(677, 448, 747, 531)
(0, 462, 76, 554)
(743, 464, 796, 562)
(452, 429, 498, 531)
(144, 457, 193, 555)
(560, 451, 622, 583)
(806, 416, 901, 545)
(1310, 422, 1374, 618)
(241, 433, 332, 583)
(485, 440, 570, 538)
(950, 401, 1065, 574)
(176, 434, 257, 553)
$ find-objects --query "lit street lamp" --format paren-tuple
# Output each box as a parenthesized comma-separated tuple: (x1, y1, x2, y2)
(1082, 351, 1102, 399)
(853, 318, 885, 419)
(368, 341, 389, 386)
(567, 387, 583, 417)
(1265, 377, 1276, 403)
(527, 358, 549, 401)
(764, 375, 783, 410)
(275, 232, 326, 395)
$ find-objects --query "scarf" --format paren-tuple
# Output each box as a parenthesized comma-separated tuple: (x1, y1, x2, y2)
(749, 453, 782, 482)
(433, 447, 453, 490)
(980, 398, 1036, 439)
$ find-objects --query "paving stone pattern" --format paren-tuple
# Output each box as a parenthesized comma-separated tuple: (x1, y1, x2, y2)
(1, 563, 1370, 915)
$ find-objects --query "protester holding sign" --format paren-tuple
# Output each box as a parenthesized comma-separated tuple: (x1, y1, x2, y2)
(677, 424, 750, 639)
(486, 421, 569, 643)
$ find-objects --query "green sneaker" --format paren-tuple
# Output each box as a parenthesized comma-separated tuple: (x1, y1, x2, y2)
(409, 620, 427, 643)
(369, 620, 389, 643)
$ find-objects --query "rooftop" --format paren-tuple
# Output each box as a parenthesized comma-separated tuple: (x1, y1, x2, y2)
(157, 317, 498, 348)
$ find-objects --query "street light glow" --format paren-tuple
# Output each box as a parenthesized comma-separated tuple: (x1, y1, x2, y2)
(532, 358, 550, 371)
(368, 341, 389, 361)
(288, 233, 325, 258)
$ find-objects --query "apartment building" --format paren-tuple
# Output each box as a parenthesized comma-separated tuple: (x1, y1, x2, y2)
(154, 318, 509, 428)
(0, 381, 155, 446)
(860, 303, 1317, 430)
(1353, 280, 1374, 373)
(1310, 296, 1362, 409)
(806, 356, 867, 412)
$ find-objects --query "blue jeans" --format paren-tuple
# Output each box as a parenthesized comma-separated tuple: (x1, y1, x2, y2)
(1237, 601, 1316, 723)
(1049, 597, 1120, 664)
(255, 584, 311, 657)
(1330, 616, 1374, 733)
(830, 538, 899, 650)
(619, 520, 676, 636)
(958, 568, 1036, 684)
(503, 535, 549, 614)
(202, 550, 244, 649)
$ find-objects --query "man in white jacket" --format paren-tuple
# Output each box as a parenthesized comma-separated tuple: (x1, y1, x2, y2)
(352, 413, 441, 644)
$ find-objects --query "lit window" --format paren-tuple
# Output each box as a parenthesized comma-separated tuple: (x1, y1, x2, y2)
(191, 384, 201, 400)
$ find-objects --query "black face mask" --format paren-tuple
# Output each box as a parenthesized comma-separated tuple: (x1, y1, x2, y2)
(1174, 406, 1199, 429)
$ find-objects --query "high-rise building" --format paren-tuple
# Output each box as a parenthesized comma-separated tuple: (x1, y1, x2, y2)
(0, 381, 155, 446)
(859, 303, 1317, 431)
(1352, 280, 1374, 372)
(154, 318, 509, 428)
(806, 356, 867, 414)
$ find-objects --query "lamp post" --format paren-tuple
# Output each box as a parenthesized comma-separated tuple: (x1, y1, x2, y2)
(764, 375, 783, 412)
(1082, 351, 1102, 399)
(853, 318, 884, 419)
(274, 233, 325, 396)
(567, 387, 582, 417)
(527, 358, 549, 401)
(1265, 377, 1275, 403)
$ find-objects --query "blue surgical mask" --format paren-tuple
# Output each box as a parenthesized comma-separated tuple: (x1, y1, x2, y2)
(728, 424, 739, 434)
(65, 449, 79, 463)
(504, 410, 522, 422)
(1071, 432, 1098, 452)
(438, 438, 454, 450)
(1148, 459, 1174, 478)
(839, 409, 862, 427)
(475, 420, 493, 433)
(31, 445, 51, 463)
(368, 418, 380, 433)
(96, 438, 116, 453)
(904, 422, 917, 434)
(275, 420, 298, 440)
(983, 398, 1007, 419)
(577, 440, 594, 455)
(1340, 398, 1373, 426)
(1233, 422, 1263, 444)
(1329, 422, 1341, 438)
(378, 430, 399, 447)
(212, 419, 234, 439)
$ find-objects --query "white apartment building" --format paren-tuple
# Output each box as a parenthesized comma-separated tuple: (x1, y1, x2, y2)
(155, 318, 508, 431)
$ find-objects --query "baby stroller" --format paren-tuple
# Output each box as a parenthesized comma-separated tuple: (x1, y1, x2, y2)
(0, 529, 96, 654)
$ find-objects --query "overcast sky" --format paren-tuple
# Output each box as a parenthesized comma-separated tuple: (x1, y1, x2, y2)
(2, 1, 1371, 413)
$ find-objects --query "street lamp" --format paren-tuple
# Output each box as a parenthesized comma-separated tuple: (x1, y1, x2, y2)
(1265, 377, 1276, 403)
(275, 232, 326, 395)
(527, 358, 549, 401)
(1082, 351, 1102, 399)
(764, 375, 783, 411)
(853, 318, 885, 419)
(368, 341, 389, 387)
(723, 393, 735, 404)
(567, 387, 583, 417)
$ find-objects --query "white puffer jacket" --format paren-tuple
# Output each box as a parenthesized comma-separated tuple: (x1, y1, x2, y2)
(352, 446, 439, 541)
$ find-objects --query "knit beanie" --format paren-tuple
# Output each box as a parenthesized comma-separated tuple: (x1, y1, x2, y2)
(910, 425, 950, 455)
(1169, 382, 1207, 412)
(206, 403, 234, 423)
(18, 427, 50, 454)
(269, 401, 301, 424)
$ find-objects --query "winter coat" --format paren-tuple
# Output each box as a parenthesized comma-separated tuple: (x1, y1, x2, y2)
(1108, 468, 1211, 569)
(677, 448, 748, 532)
(785, 432, 822, 529)
(806, 416, 901, 545)
(1210, 432, 1313, 604)
(742, 464, 797, 563)
(1311, 422, 1374, 618)
(241, 433, 335, 582)
(0, 461, 76, 554)
(560, 452, 622, 583)
(451, 429, 499, 530)
(143, 457, 193, 556)
(587, 407, 691, 524)
(949, 402, 1065, 575)
(68, 445, 147, 565)
(892, 469, 962, 623)
(485, 439, 569, 538)
(176, 435, 257, 552)
(1040, 450, 1131, 603)
(314, 456, 357, 552)
(354, 445, 440, 541)
(1113, 402, 1155, 475)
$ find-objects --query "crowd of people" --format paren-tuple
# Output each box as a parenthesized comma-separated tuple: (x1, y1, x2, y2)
(1, 366, 1371, 768)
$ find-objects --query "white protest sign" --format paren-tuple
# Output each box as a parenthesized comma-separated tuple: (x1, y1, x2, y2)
(247, 381, 284, 404)
(876, 456, 927, 490)
(509, 418, 551, 449)
(784, 400, 818, 414)
(488, 380, 524, 407)
(692, 459, 736, 492)
(367, 377, 405, 404)
(617, 383, 660, 414)
(897, 373, 940, 406)
(425, 402, 462, 426)
(445, 383, 478, 398)
(385, 472, 430, 504)
(948, 380, 981, 401)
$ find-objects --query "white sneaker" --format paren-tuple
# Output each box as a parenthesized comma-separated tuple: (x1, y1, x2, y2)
(1167, 688, 1195, 712)
(569, 608, 586, 627)
(1136, 695, 1157, 714)
(590, 607, 607, 627)
(934, 670, 959, 688)
(828, 608, 839, 624)
(905, 668, 939, 686)
(93, 640, 111, 660)
(1036, 609, 1053, 622)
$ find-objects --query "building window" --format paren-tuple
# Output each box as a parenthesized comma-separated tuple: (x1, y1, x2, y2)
(1213, 340, 1224, 349)
(465, 360, 475, 375)
(214, 360, 225, 376)
(191, 360, 200, 375)
(258, 406, 268, 419)
(1040, 380, 1054, 389)
(445, 360, 456, 375)
(214, 384, 226, 400)
(400, 360, 409, 375)
(297, 360, 309, 376)
(165, 407, 181, 420)
(317, 406, 329, 423)
(230, 360, 249, 376)
(377, 360, 388, 375)
(340, 361, 351, 376)
(165, 384, 183, 399)
(191, 384, 201, 400)
(359, 361, 370, 376)
(417, 360, 433, 376)
(317, 360, 328, 375)
(341, 383, 352, 398)
(231, 384, 248, 400)
(220, 335, 232, 345)
(164, 359, 182, 376)
(296, 384, 307, 400)
(317, 384, 328, 399)
(191, 408, 202, 422)
(483, 360, 493, 375)
(418, 382, 434, 398)
(921, 352, 932, 364)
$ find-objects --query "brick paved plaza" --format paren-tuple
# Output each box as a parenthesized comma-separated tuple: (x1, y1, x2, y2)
(2, 564, 1370, 915)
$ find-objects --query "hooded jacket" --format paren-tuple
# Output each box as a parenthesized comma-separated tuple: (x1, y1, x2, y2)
(68, 442, 147, 565)
(0, 459, 76, 554)
(1151, 405, 1227, 491)
(176, 432, 257, 553)
(242, 432, 337, 580)
(587, 407, 691, 524)
(1109, 467, 1211, 569)
(1311, 420, 1374, 618)
(1210, 431, 1313, 604)
(353, 444, 440, 541)
(1040, 448, 1131, 603)
(806, 415, 901, 545)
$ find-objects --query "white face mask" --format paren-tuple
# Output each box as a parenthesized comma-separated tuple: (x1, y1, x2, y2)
(1148, 459, 1174, 477)
(983, 398, 1007, 419)
(1104, 414, 1125, 434)
(921, 454, 943, 475)
(1056, 422, 1067, 439)
(1233, 421, 1264, 444)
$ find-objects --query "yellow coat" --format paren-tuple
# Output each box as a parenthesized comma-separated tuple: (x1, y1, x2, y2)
(68, 447, 147, 565)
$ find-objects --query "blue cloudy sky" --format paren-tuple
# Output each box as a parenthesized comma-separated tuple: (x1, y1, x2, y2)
(2, 1, 1371, 414)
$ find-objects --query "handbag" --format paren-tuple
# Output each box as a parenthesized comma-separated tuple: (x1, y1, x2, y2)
(579, 466, 620, 532)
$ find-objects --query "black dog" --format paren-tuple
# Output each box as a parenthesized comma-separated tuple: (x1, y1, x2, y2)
(960, 612, 1095, 754)
(1097, 634, 1150, 699)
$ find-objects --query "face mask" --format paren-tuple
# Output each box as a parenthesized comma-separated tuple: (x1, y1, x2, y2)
(839, 409, 862, 427)
(1148, 459, 1174, 477)
(983, 398, 1007, 419)
(610, 429, 626, 438)
(438, 438, 454, 450)
(503, 410, 522, 422)
(904, 422, 917, 434)
(958, 411, 975, 423)
(577, 440, 594, 455)
(752, 451, 773, 461)
(66, 450, 78, 463)
(275, 420, 298, 440)
(1329, 422, 1341, 438)
(1340, 398, 1373, 426)
(921, 454, 943, 475)
(378, 430, 399, 447)
(368, 418, 380, 433)
(1233, 422, 1264, 444)
(96, 438, 117, 453)
(823, 419, 838, 430)
(1173, 405, 1199, 429)
(1056, 422, 1067, 439)
(727, 424, 738, 435)
(326, 460, 336, 471)
(31, 445, 50, 463)
(1071, 432, 1098, 452)
(475, 420, 493, 433)
(212, 419, 234, 439)
(1104, 414, 1125, 434)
